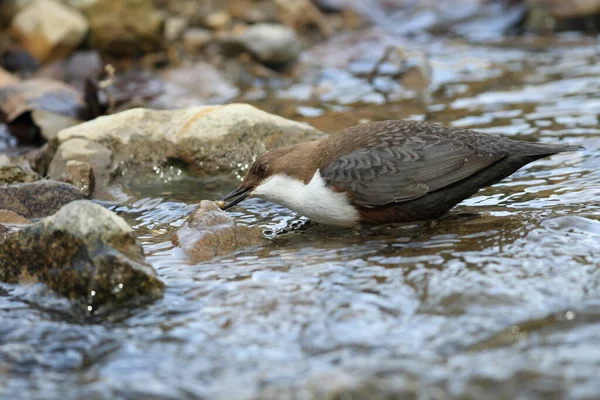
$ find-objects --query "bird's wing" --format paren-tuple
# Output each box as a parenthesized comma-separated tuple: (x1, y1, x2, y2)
(321, 136, 507, 207)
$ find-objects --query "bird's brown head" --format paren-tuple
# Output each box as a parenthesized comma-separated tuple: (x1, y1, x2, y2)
(216, 142, 321, 210)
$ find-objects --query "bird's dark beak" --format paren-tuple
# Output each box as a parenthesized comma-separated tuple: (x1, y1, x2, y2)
(216, 185, 252, 210)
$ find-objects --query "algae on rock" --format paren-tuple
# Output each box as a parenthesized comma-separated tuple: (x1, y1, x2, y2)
(0, 201, 164, 311)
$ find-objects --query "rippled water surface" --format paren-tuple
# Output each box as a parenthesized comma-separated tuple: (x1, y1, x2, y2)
(2, 37, 600, 399)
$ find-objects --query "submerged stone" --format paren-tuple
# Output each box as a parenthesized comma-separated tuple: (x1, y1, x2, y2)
(174, 200, 265, 263)
(0, 201, 164, 311)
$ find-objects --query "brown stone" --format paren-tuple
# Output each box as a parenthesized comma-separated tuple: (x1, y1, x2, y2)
(174, 200, 265, 263)
(0, 210, 32, 225)
(62, 160, 95, 197)
(48, 105, 323, 196)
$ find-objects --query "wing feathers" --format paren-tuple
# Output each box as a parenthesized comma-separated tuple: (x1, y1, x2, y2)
(322, 136, 506, 207)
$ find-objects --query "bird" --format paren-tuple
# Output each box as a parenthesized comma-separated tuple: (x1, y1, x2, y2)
(216, 120, 581, 227)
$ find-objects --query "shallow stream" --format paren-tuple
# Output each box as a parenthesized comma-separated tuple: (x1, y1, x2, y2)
(1, 34, 600, 399)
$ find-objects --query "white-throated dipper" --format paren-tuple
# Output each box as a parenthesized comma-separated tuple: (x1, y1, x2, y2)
(217, 120, 581, 227)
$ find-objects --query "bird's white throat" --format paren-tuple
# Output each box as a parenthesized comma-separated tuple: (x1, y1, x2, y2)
(252, 170, 359, 227)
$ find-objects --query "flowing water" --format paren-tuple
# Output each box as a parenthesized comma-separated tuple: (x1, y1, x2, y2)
(1, 33, 600, 399)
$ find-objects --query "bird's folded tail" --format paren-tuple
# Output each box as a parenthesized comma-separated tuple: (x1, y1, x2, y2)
(514, 141, 584, 157)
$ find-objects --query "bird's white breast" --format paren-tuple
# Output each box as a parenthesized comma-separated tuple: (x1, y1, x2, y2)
(252, 170, 359, 227)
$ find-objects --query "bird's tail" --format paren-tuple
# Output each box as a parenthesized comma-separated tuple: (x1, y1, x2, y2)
(514, 141, 584, 157)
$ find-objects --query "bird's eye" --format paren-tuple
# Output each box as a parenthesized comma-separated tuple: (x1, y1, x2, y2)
(256, 162, 268, 176)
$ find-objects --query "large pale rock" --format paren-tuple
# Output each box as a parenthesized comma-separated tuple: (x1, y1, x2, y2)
(10, 0, 89, 62)
(173, 200, 264, 263)
(0, 180, 86, 219)
(60, 160, 95, 197)
(0, 201, 164, 311)
(83, 0, 164, 56)
(49, 104, 322, 194)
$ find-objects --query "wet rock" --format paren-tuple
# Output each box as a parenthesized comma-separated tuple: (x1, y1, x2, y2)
(83, 0, 164, 56)
(182, 29, 212, 53)
(0, 225, 15, 243)
(173, 200, 264, 263)
(0, 165, 40, 184)
(47, 138, 114, 196)
(224, 23, 302, 66)
(0, 210, 31, 225)
(60, 160, 95, 197)
(164, 16, 189, 42)
(50, 104, 322, 192)
(0, 180, 86, 219)
(150, 62, 240, 108)
(10, 0, 89, 62)
(0, 200, 164, 311)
